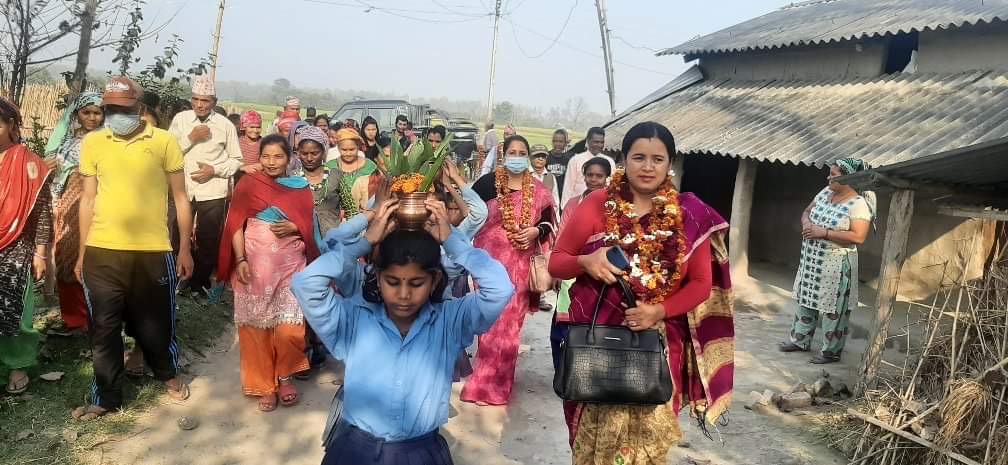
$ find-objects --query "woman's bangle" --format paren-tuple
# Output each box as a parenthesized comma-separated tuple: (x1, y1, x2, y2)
(34, 252, 47, 260)
(825, 229, 830, 239)
(237, 256, 247, 263)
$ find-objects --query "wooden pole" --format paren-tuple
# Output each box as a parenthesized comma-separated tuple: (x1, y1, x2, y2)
(858, 189, 915, 394)
(594, 0, 617, 119)
(484, 0, 503, 125)
(210, 0, 226, 82)
(847, 408, 982, 465)
(728, 158, 758, 279)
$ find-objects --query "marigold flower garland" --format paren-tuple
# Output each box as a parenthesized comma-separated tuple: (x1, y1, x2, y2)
(603, 169, 686, 304)
(495, 167, 535, 250)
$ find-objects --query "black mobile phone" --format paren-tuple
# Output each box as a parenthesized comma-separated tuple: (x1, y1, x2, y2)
(606, 246, 631, 271)
(605, 247, 638, 307)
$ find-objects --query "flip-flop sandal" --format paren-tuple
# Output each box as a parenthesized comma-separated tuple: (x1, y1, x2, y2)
(6, 372, 29, 394)
(258, 393, 278, 412)
(166, 382, 190, 401)
(278, 379, 299, 407)
(71, 405, 109, 421)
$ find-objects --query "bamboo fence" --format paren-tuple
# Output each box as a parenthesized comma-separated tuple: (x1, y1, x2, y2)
(2, 83, 102, 139)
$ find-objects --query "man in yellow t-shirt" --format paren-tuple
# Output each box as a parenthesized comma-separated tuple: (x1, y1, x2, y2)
(71, 76, 194, 421)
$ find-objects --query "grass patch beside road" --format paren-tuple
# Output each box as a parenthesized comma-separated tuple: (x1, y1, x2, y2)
(0, 292, 232, 465)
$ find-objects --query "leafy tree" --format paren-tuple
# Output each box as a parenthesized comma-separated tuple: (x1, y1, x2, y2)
(493, 101, 514, 124)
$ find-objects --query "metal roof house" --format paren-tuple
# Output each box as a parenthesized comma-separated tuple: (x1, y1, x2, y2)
(604, 0, 1008, 387)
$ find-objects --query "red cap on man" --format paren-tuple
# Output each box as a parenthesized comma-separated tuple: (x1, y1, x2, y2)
(101, 76, 143, 107)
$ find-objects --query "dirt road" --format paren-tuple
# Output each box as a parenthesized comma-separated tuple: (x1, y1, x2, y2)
(93, 276, 851, 465)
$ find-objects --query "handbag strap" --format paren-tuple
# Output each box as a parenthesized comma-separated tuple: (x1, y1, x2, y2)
(587, 280, 643, 347)
(587, 283, 608, 345)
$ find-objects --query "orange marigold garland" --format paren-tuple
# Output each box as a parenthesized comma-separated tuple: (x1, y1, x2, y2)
(603, 169, 686, 304)
(495, 167, 535, 250)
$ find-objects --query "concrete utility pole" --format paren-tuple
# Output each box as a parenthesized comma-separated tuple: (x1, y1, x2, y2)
(210, 0, 226, 82)
(485, 0, 503, 124)
(595, 0, 617, 119)
(69, 0, 98, 98)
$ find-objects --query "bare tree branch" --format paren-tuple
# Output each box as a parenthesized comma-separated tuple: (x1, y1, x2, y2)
(27, 20, 82, 55)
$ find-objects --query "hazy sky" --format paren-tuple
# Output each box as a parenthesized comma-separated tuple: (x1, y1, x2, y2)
(52, 0, 791, 114)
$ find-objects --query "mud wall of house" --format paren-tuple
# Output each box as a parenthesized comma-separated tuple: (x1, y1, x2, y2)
(917, 22, 1008, 73)
(698, 40, 887, 81)
(740, 161, 990, 300)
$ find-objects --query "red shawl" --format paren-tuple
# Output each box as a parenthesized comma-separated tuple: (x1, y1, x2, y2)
(217, 172, 319, 282)
(1, 144, 52, 250)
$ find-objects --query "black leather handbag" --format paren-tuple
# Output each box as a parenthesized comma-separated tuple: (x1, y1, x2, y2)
(553, 279, 674, 405)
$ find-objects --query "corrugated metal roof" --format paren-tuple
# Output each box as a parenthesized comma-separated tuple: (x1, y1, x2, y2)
(602, 70, 1008, 168)
(612, 66, 705, 122)
(661, 0, 1008, 58)
(839, 136, 1008, 191)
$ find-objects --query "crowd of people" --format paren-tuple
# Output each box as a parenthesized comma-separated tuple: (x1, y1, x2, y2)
(0, 72, 878, 465)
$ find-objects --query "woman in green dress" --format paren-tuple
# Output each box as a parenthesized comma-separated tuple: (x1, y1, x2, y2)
(0, 97, 53, 394)
(328, 127, 376, 218)
(780, 158, 875, 364)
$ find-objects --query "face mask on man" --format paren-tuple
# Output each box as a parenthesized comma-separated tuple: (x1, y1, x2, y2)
(504, 156, 529, 174)
(106, 112, 141, 136)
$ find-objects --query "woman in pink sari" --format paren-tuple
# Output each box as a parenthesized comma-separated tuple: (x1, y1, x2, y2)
(462, 135, 556, 406)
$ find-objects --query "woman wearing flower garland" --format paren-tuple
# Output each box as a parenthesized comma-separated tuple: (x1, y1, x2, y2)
(549, 121, 734, 464)
(462, 134, 556, 406)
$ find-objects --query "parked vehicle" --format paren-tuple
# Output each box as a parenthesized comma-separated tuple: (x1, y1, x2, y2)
(330, 99, 430, 133)
(447, 118, 478, 162)
(331, 100, 478, 163)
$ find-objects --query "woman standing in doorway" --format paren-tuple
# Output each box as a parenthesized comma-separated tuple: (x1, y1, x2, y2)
(779, 158, 874, 364)
(45, 92, 103, 336)
(461, 135, 556, 406)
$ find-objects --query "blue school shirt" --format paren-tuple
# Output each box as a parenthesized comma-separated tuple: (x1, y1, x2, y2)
(291, 229, 514, 441)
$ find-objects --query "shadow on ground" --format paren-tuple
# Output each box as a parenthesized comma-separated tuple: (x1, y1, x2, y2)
(89, 263, 866, 465)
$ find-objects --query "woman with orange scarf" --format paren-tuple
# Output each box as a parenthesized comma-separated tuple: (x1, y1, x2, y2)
(218, 134, 320, 411)
(0, 97, 53, 394)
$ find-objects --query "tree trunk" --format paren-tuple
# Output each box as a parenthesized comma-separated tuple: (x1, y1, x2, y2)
(68, 0, 99, 98)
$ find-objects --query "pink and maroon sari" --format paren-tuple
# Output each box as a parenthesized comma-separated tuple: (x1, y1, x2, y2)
(561, 192, 734, 465)
(460, 177, 555, 406)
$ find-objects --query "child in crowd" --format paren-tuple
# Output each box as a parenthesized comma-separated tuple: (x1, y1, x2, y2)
(291, 198, 513, 465)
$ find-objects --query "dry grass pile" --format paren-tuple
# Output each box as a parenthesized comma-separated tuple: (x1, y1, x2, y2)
(832, 233, 1008, 465)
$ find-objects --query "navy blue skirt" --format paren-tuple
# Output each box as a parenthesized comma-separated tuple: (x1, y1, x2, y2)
(322, 422, 454, 465)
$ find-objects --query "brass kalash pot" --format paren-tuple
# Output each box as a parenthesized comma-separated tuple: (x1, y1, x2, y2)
(394, 192, 432, 230)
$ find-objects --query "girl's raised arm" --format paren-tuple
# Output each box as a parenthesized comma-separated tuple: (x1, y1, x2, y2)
(291, 235, 370, 359)
(441, 229, 515, 348)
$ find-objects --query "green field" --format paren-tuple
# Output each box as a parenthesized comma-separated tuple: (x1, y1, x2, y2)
(219, 101, 583, 147)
